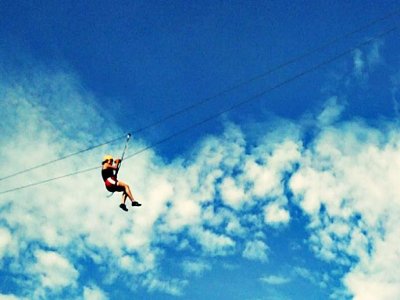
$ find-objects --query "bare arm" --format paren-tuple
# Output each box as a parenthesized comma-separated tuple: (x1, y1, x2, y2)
(103, 162, 119, 170)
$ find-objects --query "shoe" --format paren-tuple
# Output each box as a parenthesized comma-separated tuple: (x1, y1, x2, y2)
(119, 203, 128, 211)
(132, 201, 142, 207)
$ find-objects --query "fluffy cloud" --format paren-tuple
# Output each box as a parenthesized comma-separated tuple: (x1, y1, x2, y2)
(220, 177, 246, 209)
(1, 68, 295, 297)
(192, 228, 235, 256)
(29, 250, 79, 290)
(317, 96, 344, 126)
(144, 275, 188, 297)
(0, 228, 12, 260)
(181, 260, 211, 277)
(242, 240, 269, 262)
(352, 41, 383, 80)
(290, 115, 400, 297)
(2, 60, 400, 300)
(263, 202, 290, 226)
(83, 285, 108, 300)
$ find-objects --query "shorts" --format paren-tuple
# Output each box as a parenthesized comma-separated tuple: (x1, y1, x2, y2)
(104, 177, 125, 193)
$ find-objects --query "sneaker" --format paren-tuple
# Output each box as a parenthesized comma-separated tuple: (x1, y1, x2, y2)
(132, 201, 142, 207)
(119, 203, 128, 211)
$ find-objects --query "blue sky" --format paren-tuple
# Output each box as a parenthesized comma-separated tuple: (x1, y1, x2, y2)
(1, 1, 400, 299)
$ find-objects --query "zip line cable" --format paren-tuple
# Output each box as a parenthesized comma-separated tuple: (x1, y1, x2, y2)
(123, 27, 397, 159)
(115, 133, 132, 177)
(1, 8, 399, 183)
(123, 7, 400, 135)
(0, 135, 127, 182)
(0, 26, 396, 196)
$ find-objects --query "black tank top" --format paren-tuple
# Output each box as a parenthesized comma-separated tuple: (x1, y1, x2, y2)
(102, 168, 115, 181)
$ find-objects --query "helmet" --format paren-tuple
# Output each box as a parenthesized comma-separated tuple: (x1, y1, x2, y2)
(102, 155, 113, 164)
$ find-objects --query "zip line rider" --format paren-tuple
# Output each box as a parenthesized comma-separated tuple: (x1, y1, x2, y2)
(102, 155, 141, 211)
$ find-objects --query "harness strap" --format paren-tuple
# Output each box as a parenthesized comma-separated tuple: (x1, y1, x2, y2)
(115, 133, 131, 176)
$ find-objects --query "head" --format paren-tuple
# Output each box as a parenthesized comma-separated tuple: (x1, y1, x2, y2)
(102, 155, 113, 165)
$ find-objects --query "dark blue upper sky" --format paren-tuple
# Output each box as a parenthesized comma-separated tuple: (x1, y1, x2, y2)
(2, 1, 399, 150)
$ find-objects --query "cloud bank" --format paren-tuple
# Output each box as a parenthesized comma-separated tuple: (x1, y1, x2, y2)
(1, 59, 400, 300)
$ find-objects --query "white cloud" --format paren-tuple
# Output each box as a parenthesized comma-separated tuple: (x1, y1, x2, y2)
(181, 260, 211, 277)
(225, 216, 246, 237)
(260, 275, 290, 285)
(352, 41, 383, 81)
(292, 267, 322, 287)
(241, 138, 301, 205)
(353, 49, 365, 77)
(317, 97, 345, 126)
(220, 177, 246, 209)
(344, 225, 400, 300)
(243, 240, 268, 262)
(83, 285, 108, 300)
(290, 112, 400, 298)
(259, 266, 324, 290)
(29, 250, 79, 290)
(0, 228, 12, 259)
(2, 60, 400, 300)
(344, 271, 400, 300)
(144, 275, 188, 296)
(0, 294, 22, 300)
(192, 228, 235, 256)
(1, 68, 249, 296)
(263, 202, 290, 226)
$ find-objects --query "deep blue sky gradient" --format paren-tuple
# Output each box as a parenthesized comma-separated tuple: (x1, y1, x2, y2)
(2, 1, 399, 146)
(1, 1, 400, 299)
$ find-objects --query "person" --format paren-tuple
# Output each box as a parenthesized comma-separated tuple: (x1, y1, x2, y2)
(101, 154, 141, 211)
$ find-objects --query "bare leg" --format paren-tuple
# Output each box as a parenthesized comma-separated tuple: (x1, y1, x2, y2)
(118, 190, 129, 212)
(122, 192, 128, 204)
(117, 180, 141, 207)
(117, 181, 135, 203)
